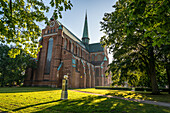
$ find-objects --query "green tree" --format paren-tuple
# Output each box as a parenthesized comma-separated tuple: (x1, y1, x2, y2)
(0, 44, 36, 87)
(101, 0, 169, 94)
(127, 70, 142, 87)
(128, 0, 170, 94)
(138, 72, 151, 88)
(0, 0, 72, 58)
(156, 44, 170, 93)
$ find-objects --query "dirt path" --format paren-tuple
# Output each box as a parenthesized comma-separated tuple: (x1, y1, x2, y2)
(70, 90, 170, 108)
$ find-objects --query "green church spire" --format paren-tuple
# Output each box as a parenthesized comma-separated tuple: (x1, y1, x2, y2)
(82, 11, 89, 45)
(83, 12, 89, 38)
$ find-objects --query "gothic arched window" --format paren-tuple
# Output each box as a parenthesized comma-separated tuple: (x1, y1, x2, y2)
(82, 51, 84, 59)
(72, 43, 74, 53)
(64, 40, 67, 49)
(69, 41, 71, 51)
(81, 49, 83, 57)
(95, 68, 99, 77)
(97, 55, 101, 61)
(76, 59, 78, 71)
(75, 46, 77, 55)
(92, 55, 95, 61)
(77, 47, 79, 56)
(44, 38, 53, 74)
(86, 53, 88, 60)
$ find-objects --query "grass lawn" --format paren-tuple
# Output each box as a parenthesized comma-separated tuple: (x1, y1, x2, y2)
(74, 88, 170, 103)
(0, 87, 169, 113)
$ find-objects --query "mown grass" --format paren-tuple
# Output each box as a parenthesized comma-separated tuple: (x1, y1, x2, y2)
(0, 87, 170, 113)
(74, 88, 170, 103)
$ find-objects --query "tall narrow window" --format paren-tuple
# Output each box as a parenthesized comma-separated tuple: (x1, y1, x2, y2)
(81, 49, 82, 57)
(44, 38, 53, 74)
(71, 43, 74, 53)
(77, 47, 79, 56)
(81, 49, 83, 57)
(97, 55, 101, 61)
(69, 41, 71, 51)
(76, 59, 78, 71)
(75, 46, 77, 55)
(64, 40, 67, 49)
(92, 55, 94, 61)
(86, 53, 88, 60)
(95, 68, 99, 77)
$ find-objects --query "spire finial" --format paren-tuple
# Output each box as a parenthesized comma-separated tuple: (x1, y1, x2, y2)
(50, 15, 54, 21)
(86, 9, 87, 16)
(82, 11, 89, 45)
(85, 10, 88, 20)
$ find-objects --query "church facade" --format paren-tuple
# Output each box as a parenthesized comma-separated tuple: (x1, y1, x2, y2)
(24, 13, 112, 88)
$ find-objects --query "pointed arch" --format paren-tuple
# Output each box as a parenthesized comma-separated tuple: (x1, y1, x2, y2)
(97, 55, 102, 61)
(91, 54, 95, 61)
(69, 40, 71, 51)
(44, 38, 53, 74)
(64, 39, 67, 49)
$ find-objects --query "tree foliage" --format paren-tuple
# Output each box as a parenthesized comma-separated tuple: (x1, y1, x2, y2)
(0, 0, 72, 58)
(101, 0, 170, 94)
(0, 44, 36, 87)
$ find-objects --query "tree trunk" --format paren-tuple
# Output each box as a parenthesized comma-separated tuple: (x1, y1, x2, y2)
(148, 63, 159, 94)
(165, 63, 170, 94)
(0, 78, 3, 87)
(16, 80, 20, 86)
(148, 46, 159, 94)
(0, 79, 4, 87)
(0, 73, 5, 87)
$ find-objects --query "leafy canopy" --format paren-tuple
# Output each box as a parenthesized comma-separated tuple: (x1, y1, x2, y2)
(0, 44, 36, 87)
(0, 0, 72, 58)
(100, 0, 169, 92)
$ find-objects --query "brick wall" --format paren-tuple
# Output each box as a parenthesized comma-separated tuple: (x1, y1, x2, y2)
(24, 20, 112, 88)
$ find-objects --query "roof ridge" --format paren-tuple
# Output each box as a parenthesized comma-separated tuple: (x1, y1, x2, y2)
(89, 42, 101, 45)
(56, 20, 85, 47)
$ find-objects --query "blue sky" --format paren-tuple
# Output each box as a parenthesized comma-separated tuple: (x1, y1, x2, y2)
(40, 0, 117, 63)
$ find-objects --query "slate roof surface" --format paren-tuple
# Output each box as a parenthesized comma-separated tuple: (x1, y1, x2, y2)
(88, 43, 104, 52)
(41, 20, 104, 53)
(56, 20, 86, 48)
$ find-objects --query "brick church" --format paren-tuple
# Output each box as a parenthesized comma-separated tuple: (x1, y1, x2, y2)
(24, 13, 112, 88)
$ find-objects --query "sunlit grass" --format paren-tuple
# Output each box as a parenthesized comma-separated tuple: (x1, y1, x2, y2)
(0, 87, 170, 113)
(75, 88, 170, 103)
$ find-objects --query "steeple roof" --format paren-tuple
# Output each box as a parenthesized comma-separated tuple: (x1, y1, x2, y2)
(82, 12, 89, 38)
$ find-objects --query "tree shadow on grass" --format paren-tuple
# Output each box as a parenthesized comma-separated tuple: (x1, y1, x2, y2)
(30, 96, 170, 113)
(0, 87, 60, 93)
(105, 90, 170, 103)
(12, 99, 62, 112)
(105, 90, 147, 100)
